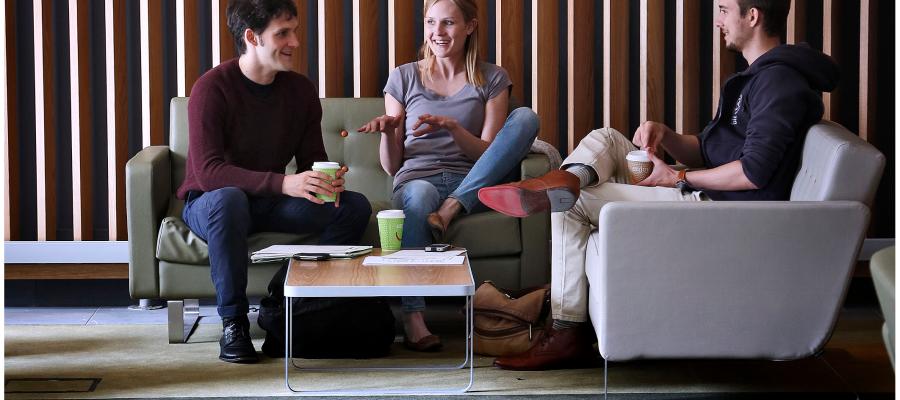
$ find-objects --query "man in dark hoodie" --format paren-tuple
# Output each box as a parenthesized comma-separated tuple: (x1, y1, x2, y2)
(480, 0, 839, 370)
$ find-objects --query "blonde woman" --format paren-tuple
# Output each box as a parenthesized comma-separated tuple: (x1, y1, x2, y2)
(358, 0, 539, 351)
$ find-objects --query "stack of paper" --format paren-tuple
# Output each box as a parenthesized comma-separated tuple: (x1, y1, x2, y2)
(250, 245, 373, 263)
(362, 250, 466, 266)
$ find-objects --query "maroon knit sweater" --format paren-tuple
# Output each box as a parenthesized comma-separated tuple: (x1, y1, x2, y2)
(176, 59, 327, 199)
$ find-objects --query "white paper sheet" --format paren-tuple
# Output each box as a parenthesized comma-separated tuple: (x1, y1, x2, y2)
(362, 255, 465, 266)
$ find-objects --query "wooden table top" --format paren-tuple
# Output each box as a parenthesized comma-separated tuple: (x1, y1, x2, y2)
(284, 249, 475, 297)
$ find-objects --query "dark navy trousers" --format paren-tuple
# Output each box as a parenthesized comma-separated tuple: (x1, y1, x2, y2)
(182, 187, 372, 318)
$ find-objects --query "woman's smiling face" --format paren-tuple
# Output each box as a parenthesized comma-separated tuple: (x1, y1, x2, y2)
(424, 0, 474, 61)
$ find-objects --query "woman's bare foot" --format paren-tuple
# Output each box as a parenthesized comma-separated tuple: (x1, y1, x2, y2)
(427, 198, 463, 238)
(402, 311, 433, 343)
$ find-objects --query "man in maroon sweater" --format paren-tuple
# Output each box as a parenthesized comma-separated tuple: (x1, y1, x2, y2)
(178, 0, 371, 363)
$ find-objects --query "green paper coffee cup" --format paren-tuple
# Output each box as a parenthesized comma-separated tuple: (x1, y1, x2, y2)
(312, 161, 341, 202)
(377, 210, 405, 250)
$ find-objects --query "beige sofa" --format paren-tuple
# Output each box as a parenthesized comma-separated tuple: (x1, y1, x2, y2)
(126, 97, 552, 343)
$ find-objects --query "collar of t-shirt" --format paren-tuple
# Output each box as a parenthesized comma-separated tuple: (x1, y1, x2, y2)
(239, 70, 275, 99)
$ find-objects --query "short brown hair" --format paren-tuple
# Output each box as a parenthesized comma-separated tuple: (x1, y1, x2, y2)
(737, 0, 791, 39)
(227, 0, 298, 54)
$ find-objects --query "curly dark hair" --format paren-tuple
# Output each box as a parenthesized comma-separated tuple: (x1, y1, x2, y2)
(227, 0, 298, 54)
(737, 0, 791, 39)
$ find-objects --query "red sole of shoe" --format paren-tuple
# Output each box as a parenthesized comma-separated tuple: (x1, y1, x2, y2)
(478, 186, 543, 217)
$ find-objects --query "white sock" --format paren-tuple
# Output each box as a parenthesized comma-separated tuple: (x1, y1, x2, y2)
(564, 164, 598, 188)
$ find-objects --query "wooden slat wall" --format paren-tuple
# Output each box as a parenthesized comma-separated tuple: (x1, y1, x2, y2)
(531, 1, 558, 148)
(858, 0, 876, 143)
(388, 0, 416, 69)
(604, 0, 628, 133)
(496, 0, 524, 103)
(106, 0, 128, 240)
(34, 0, 57, 241)
(566, 0, 594, 153)
(675, 0, 699, 135)
(69, 0, 93, 240)
(4, 0, 19, 240)
(3, 1, 894, 244)
(640, 0, 665, 124)
(353, 0, 379, 97)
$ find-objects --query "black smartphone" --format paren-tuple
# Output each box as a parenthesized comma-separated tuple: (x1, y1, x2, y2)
(292, 253, 331, 261)
(424, 244, 451, 252)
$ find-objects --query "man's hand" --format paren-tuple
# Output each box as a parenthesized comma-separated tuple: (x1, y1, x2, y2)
(358, 115, 403, 135)
(411, 114, 459, 137)
(632, 121, 674, 155)
(635, 151, 679, 188)
(282, 166, 349, 205)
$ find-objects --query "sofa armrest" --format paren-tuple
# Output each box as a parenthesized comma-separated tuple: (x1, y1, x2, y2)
(518, 153, 553, 288)
(126, 146, 171, 299)
(589, 200, 870, 361)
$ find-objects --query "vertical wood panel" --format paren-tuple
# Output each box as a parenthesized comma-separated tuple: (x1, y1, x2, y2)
(532, 1, 559, 147)
(675, 0, 699, 135)
(181, 0, 201, 95)
(822, 0, 842, 121)
(640, 0, 664, 123)
(34, 0, 57, 240)
(69, 0, 93, 240)
(711, 1, 734, 116)
(859, 0, 876, 142)
(353, 0, 379, 97)
(474, 0, 488, 61)
(317, 0, 343, 97)
(107, 0, 128, 240)
(496, 0, 524, 103)
(787, 0, 806, 44)
(141, 0, 165, 147)
(389, 0, 416, 69)
(604, 0, 628, 133)
(567, 0, 594, 152)
(292, 0, 308, 75)
(4, 0, 19, 240)
(215, 0, 236, 66)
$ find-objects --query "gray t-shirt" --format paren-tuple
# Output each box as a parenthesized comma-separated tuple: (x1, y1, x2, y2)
(383, 61, 512, 189)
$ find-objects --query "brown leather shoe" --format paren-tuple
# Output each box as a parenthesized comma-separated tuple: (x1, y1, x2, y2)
(493, 324, 596, 370)
(426, 213, 449, 242)
(404, 334, 443, 352)
(478, 170, 580, 217)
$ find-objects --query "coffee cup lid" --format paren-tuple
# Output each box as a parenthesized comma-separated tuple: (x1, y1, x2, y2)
(626, 150, 650, 162)
(312, 161, 341, 169)
(377, 210, 405, 218)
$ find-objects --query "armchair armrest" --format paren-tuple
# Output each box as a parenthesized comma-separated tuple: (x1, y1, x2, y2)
(590, 201, 870, 361)
(126, 146, 172, 299)
(518, 153, 553, 287)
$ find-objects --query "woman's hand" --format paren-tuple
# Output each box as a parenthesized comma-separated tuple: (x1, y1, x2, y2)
(358, 114, 403, 135)
(411, 114, 459, 137)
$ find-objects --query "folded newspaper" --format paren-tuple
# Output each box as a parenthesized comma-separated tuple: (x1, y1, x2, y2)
(250, 245, 373, 263)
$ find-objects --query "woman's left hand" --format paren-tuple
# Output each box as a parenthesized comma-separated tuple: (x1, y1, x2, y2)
(411, 114, 459, 137)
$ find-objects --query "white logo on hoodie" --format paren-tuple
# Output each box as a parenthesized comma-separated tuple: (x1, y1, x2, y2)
(731, 94, 743, 126)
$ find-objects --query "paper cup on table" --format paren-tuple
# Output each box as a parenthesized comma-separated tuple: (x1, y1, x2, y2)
(377, 210, 405, 250)
(626, 150, 653, 184)
(312, 161, 341, 202)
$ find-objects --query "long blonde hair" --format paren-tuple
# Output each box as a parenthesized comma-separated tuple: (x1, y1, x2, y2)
(419, 0, 484, 87)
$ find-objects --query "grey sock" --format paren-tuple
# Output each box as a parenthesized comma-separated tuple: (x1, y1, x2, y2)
(552, 319, 582, 330)
(564, 164, 598, 188)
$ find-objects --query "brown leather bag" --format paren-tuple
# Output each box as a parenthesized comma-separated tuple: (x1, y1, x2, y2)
(473, 281, 551, 356)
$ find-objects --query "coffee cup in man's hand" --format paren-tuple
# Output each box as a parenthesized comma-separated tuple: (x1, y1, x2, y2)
(626, 150, 653, 184)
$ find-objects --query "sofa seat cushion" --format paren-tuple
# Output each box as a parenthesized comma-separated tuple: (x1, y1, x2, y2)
(446, 212, 521, 258)
(155, 216, 315, 265)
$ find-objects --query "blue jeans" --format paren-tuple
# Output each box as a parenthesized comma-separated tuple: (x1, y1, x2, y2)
(182, 188, 371, 318)
(392, 107, 540, 312)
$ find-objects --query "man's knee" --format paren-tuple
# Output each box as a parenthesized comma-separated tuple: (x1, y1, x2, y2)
(205, 187, 250, 221)
(339, 191, 373, 220)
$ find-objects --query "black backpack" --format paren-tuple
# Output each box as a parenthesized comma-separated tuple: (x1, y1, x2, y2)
(257, 262, 396, 359)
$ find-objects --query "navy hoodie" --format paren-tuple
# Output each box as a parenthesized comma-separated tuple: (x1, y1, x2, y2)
(698, 44, 840, 201)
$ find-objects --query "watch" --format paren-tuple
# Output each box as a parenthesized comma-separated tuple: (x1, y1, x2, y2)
(675, 169, 692, 193)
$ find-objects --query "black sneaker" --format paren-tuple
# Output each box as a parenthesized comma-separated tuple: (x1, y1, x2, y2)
(219, 316, 259, 363)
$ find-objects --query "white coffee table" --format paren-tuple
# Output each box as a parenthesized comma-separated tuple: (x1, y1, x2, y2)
(282, 248, 476, 395)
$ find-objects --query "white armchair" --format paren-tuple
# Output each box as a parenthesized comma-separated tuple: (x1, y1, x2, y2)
(586, 121, 885, 363)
